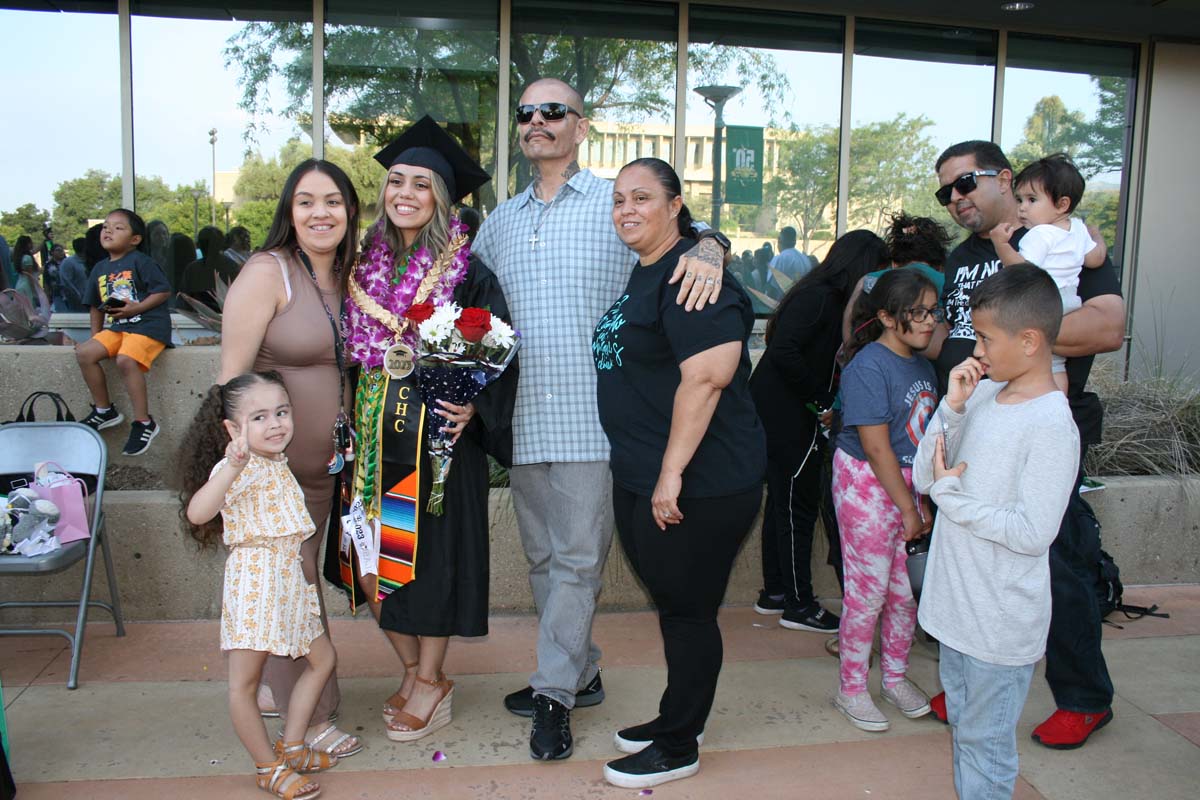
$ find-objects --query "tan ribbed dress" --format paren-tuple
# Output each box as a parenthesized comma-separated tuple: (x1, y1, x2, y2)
(253, 250, 343, 528)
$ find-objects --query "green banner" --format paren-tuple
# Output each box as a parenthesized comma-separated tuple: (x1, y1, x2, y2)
(724, 125, 764, 205)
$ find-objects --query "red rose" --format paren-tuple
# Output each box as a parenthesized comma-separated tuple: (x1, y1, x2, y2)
(455, 307, 492, 343)
(405, 302, 435, 323)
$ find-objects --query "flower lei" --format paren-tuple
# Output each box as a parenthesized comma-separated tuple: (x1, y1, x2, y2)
(345, 216, 471, 369)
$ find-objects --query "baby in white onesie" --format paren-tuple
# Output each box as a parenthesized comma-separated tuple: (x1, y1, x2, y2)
(989, 153, 1105, 393)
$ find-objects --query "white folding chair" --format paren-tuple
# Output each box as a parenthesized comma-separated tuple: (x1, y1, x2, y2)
(0, 422, 125, 689)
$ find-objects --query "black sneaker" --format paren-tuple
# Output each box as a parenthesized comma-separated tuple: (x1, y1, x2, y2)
(604, 743, 699, 789)
(753, 589, 786, 615)
(122, 418, 160, 456)
(529, 695, 573, 760)
(614, 720, 705, 754)
(81, 406, 124, 431)
(505, 670, 604, 717)
(780, 601, 840, 632)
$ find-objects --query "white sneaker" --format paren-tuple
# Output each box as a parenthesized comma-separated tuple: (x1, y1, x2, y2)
(882, 678, 931, 718)
(833, 691, 890, 732)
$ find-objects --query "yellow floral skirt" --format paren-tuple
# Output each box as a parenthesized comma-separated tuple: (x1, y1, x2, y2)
(220, 535, 324, 658)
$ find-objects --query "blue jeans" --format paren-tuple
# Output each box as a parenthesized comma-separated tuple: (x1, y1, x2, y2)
(940, 644, 1035, 800)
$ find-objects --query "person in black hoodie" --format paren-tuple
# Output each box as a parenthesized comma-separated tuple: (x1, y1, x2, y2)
(749, 230, 890, 632)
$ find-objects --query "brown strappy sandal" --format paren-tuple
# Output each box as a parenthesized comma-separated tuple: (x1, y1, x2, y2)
(255, 756, 321, 800)
(385, 674, 454, 742)
(381, 659, 419, 721)
(277, 740, 337, 773)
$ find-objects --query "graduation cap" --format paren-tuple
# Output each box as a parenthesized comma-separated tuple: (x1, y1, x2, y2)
(373, 115, 490, 203)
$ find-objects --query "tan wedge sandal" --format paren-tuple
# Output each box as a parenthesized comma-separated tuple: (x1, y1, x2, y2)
(385, 674, 454, 742)
(255, 757, 321, 800)
(381, 659, 419, 721)
(277, 740, 337, 773)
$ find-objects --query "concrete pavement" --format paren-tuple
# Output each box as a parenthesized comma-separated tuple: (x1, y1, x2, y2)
(3, 585, 1199, 799)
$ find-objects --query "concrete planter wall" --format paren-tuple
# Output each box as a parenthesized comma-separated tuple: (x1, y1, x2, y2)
(2, 479, 1197, 623)
(2, 344, 1197, 622)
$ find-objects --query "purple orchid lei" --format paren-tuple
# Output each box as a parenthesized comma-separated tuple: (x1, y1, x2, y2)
(345, 217, 471, 369)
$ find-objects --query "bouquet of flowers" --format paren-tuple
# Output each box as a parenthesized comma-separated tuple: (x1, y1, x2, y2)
(406, 301, 520, 514)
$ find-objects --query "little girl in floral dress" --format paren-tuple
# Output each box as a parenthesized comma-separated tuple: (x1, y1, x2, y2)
(181, 370, 338, 799)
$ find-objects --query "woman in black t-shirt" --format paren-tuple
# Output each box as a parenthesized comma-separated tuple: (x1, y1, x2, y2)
(592, 158, 766, 791)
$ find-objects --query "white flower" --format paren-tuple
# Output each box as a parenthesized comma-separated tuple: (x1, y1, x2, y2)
(428, 302, 462, 329)
(418, 318, 455, 349)
(482, 317, 516, 350)
(417, 302, 463, 351)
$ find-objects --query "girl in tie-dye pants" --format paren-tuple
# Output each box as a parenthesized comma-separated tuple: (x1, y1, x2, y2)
(829, 268, 940, 732)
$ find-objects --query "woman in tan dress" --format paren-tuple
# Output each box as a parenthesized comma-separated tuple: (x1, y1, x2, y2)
(216, 159, 362, 758)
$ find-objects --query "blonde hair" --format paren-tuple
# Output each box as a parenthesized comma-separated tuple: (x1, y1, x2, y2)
(369, 168, 452, 257)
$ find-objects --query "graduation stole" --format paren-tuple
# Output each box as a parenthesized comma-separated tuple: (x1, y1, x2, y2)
(340, 231, 469, 602)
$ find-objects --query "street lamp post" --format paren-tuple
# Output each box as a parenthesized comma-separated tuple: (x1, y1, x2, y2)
(208, 128, 218, 226)
(693, 85, 742, 232)
(222, 201, 234, 232)
(190, 188, 204, 240)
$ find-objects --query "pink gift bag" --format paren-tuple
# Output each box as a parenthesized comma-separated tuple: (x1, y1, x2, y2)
(32, 461, 91, 543)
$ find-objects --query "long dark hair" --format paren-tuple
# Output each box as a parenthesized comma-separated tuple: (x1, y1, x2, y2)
(177, 371, 289, 549)
(843, 268, 938, 364)
(261, 159, 361, 295)
(13, 235, 35, 270)
(765, 229, 888, 343)
(618, 157, 696, 238)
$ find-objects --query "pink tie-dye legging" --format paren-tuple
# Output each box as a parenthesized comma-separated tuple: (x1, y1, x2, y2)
(831, 447, 919, 695)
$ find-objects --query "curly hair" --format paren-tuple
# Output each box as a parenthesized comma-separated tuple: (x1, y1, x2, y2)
(177, 371, 289, 549)
(885, 211, 953, 269)
(843, 268, 939, 365)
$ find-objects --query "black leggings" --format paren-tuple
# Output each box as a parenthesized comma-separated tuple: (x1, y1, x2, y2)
(613, 483, 762, 757)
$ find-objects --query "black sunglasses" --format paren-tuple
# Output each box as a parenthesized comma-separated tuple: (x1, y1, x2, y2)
(515, 102, 581, 124)
(935, 170, 999, 206)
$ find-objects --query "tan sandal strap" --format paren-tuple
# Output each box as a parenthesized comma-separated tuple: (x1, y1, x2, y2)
(282, 741, 333, 772)
(412, 673, 452, 689)
(387, 709, 427, 732)
(256, 762, 312, 800)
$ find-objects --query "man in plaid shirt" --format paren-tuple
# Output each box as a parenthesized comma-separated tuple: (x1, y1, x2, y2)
(473, 77, 728, 762)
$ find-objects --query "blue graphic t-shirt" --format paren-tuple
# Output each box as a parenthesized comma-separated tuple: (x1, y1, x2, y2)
(592, 238, 766, 498)
(836, 341, 938, 466)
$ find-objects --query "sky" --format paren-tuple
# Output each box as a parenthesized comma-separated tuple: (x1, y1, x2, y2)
(1, 9, 1110, 214)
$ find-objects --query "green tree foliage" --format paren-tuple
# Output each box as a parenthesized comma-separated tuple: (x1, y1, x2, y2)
(0, 203, 51, 244)
(767, 125, 838, 251)
(222, 22, 788, 205)
(1077, 188, 1120, 259)
(52, 169, 122, 241)
(848, 114, 940, 233)
(1076, 76, 1130, 178)
(1009, 95, 1087, 169)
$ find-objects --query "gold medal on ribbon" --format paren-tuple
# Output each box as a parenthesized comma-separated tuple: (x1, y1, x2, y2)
(383, 342, 416, 379)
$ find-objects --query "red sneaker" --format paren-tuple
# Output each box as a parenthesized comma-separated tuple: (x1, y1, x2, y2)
(1031, 708, 1114, 749)
(929, 691, 948, 724)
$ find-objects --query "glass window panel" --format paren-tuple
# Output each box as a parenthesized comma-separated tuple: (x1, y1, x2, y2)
(687, 5, 844, 315)
(849, 19, 996, 236)
(324, 0, 499, 217)
(0, 7, 119, 260)
(131, 1, 313, 287)
(510, 0, 678, 195)
(1002, 35, 1139, 271)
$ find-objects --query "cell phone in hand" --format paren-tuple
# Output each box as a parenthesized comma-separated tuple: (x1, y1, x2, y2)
(103, 297, 127, 309)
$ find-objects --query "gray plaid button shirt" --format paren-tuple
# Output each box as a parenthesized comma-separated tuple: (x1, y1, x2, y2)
(474, 169, 636, 465)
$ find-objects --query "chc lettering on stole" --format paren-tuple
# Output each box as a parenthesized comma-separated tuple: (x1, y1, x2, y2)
(389, 382, 423, 434)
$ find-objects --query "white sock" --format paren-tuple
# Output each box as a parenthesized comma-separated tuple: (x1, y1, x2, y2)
(95, 406, 111, 413)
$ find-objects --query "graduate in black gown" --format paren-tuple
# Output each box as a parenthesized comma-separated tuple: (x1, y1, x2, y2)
(333, 116, 517, 742)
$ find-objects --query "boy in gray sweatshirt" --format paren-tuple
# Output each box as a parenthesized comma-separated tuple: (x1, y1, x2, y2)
(913, 264, 1080, 799)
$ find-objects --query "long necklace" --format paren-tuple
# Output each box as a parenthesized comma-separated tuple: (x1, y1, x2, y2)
(527, 187, 563, 251)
